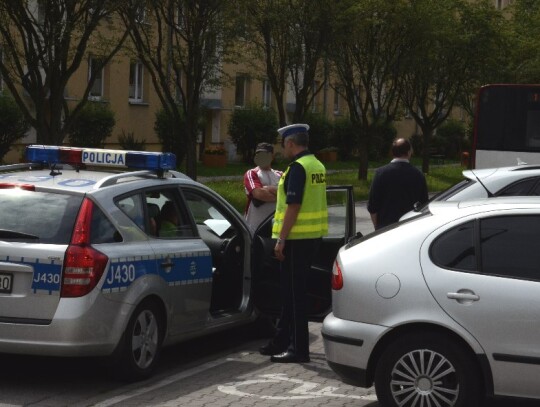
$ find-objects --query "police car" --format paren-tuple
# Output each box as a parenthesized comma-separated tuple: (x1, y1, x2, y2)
(0, 145, 355, 379)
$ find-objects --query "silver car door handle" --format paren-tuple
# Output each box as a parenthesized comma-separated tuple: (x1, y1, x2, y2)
(447, 292, 479, 301)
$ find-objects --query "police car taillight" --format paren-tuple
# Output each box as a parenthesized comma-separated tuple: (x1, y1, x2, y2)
(61, 198, 108, 298)
(331, 259, 343, 290)
(25, 145, 176, 172)
(0, 183, 35, 191)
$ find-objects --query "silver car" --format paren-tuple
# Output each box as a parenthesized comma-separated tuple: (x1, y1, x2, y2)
(323, 197, 540, 406)
(402, 164, 540, 220)
(0, 145, 355, 380)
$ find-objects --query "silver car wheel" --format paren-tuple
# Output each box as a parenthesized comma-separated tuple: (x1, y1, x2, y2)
(390, 349, 458, 407)
(131, 309, 159, 370)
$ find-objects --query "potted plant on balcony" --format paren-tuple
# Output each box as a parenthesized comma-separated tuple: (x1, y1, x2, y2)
(202, 145, 227, 167)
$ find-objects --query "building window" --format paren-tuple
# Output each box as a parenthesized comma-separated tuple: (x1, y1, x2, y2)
(262, 80, 271, 108)
(129, 61, 144, 103)
(37, 0, 46, 27)
(235, 75, 246, 107)
(311, 81, 320, 113)
(496, 0, 503, 9)
(333, 86, 341, 114)
(176, 4, 185, 29)
(135, 3, 147, 23)
(88, 57, 104, 100)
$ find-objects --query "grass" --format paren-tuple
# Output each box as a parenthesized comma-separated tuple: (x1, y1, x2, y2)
(200, 159, 465, 213)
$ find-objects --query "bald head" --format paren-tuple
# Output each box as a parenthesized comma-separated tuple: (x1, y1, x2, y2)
(391, 138, 412, 158)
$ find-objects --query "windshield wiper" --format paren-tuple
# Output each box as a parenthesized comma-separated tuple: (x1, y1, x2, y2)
(0, 230, 40, 240)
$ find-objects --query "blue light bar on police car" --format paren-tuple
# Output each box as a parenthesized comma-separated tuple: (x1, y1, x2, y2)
(25, 145, 176, 171)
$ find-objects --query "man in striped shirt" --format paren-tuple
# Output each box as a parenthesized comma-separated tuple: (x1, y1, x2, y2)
(244, 143, 282, 231)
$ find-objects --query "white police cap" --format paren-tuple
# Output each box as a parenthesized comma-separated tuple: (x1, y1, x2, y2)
(277, 123, 310, 140)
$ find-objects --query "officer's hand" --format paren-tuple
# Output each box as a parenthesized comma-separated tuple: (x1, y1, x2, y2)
(274, 242, 285, 261)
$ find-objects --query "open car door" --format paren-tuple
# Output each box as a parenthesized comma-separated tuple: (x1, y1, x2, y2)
(252, 185, 356, 321)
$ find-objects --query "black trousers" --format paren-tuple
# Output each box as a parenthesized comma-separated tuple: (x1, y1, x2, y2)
(272, 238, 320, 357)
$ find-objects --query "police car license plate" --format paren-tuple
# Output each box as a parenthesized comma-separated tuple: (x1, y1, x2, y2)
(0, 273, 12, 293)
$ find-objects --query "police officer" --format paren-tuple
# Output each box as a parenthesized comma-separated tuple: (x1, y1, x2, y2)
(259, 123, 328, 363)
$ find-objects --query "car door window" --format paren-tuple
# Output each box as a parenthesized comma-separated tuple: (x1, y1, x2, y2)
(117, 194, 147, 233)
(182, 188, 244, 313)
(497, 178, 538, 196)
(430, 221, 476, 272)
(145, 189, 195, 239)
(480, 216, 540, 281)
(326, 189, 351, 239)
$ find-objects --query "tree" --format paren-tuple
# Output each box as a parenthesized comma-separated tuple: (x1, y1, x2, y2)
(0, 0, 128, 144)
(505, 0, 540, 83)
(455, 0, 509, 121)
(67, 102, 115, 148)
(330, 0, 410, 179)
(399, 0, 500, 173)
(119, 0, 236, 180)
(234, 0, 334, 126)
(228, 103, 278, 162)
(0, 93, 29, 162)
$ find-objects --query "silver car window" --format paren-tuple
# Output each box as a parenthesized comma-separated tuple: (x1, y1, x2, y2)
(430, 221, 476, 272)
(480, 215, 540, 281)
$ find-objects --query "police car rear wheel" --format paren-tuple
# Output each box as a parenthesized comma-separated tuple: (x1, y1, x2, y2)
(117, 300, 164, 380)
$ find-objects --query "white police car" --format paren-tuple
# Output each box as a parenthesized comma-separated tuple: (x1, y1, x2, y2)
(0, 145, 355, 379)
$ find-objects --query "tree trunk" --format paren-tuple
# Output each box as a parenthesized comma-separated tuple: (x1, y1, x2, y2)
(357, 137, 369, 180)
(421, 127, 433, 174)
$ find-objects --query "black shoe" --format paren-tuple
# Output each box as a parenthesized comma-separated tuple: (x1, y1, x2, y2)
(259, 343, 286, 356)
(270, 351, 310, 363)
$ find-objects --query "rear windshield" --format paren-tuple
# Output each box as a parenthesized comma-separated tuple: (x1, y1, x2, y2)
(0, 190, 83, 244)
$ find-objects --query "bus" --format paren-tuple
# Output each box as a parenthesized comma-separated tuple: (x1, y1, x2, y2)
(473, 84, 540, 168)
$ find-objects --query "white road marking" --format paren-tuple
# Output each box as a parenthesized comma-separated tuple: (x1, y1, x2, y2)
(218, 373, 377, 401)
(92, 353, 376, 406)
(92, 357, 237, 407)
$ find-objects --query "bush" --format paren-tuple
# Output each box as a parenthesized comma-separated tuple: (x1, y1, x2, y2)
(154, 108, 186, 164)
(434, 119, 468, 159)
(118, 129, 146, 151)
(228, 103, 278, 162)
(303, 112, 333, 153)
(68, 102, 115, 148)
(368, 120, 397, 160)
(332, 118, 358, 160)
(0, 93, 29, 162)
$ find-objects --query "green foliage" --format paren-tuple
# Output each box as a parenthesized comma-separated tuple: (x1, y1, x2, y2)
(433, 119, 469, 159)
(118, 129, 146, 151)
(154, 108, 186, 164)
(304, 112, 333, 153)
(0, 93, 29, 162)
(68, 102, 115, 148)
(228, 103, 278, 162)
(203, 163, 463, 213)
(369, 120, 397, 161)
(332, 118, 358, 160)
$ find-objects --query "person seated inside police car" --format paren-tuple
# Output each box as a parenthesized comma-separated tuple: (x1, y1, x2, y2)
(158, 201, 179, 237)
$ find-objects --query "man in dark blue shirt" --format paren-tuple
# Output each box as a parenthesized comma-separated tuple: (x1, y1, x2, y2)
(368, 138, 428, 229)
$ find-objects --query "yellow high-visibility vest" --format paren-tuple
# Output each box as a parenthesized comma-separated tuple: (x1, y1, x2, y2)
(272, 154, 328, 239)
